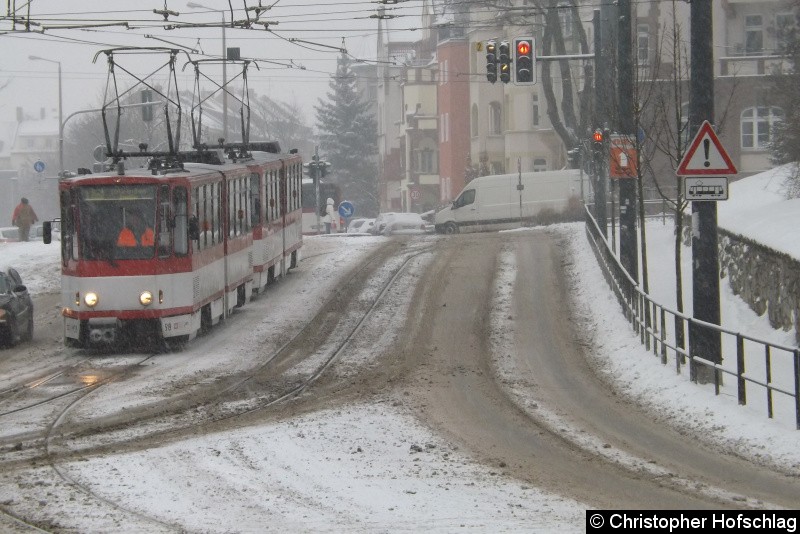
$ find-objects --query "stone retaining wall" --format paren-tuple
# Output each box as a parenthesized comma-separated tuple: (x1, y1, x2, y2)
(717, 229, 800, 343)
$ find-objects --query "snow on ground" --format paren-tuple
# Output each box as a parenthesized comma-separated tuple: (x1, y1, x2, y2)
(1, 164, 799, 530)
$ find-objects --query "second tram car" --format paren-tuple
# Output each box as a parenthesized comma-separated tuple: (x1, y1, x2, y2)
(49, 150, 303, 350)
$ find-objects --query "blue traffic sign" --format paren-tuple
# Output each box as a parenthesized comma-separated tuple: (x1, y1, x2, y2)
(338, 201, 355, 219)
(33, 160, 46, 173)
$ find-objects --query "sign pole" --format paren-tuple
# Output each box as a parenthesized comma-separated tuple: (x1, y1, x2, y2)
(688, 0, 723, 384)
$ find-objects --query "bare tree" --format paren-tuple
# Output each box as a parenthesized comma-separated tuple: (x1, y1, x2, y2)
(442, 0, 593, 151)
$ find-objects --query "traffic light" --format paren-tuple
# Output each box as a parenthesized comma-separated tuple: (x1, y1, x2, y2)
(592, 129, 605, 156)
(306, 155, 329, 183)
(513, 37, 535, 85)
(567, 147, 581, 169)
(485, 40, 497, 84)
(498, 41, 511, 83)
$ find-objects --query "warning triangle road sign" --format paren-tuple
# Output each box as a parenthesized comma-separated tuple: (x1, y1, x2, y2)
(676, 120, 738, 176)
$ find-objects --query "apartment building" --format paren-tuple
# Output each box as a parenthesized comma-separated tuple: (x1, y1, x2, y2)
(372, 0, 795, 211)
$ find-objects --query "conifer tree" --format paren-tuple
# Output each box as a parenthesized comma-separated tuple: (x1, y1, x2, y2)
(315, 51, 379, 215)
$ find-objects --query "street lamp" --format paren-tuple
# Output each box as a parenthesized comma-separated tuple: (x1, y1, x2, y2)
(28, 55, 63, 176)
(186, 2, 228, 141)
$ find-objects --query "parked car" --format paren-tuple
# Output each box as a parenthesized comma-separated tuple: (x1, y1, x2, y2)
(0, 227, 19, 243)
(371, 212, 399, 235)
(347, 218, 375, 234)
(0, 267, 34, 347)
(381, 212, 427, 235)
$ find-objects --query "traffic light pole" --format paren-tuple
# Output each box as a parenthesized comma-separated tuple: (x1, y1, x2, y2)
(314, 146, 321, 235)
(617, 0, 638, 284)
(592, 9, 607, 237)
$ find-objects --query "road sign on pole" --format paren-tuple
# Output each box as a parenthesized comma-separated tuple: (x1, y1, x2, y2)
(609, 135, 637, 179)
(338, 201, 355, 219)
(677, 120, 737, 176)
(684, 177, 729, 201)
(33, 160, 46, 173)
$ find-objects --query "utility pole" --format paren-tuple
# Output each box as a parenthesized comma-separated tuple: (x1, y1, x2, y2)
(617, 0, 638, 282)
(689, 1, 722, 383)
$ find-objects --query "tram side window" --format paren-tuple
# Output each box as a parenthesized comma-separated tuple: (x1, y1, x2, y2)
(241, 176, 251, 233)
(263, 170, 270, 224)
(173, 187, 189, 255)
(290, 165, 297, 212)
(229, 177, 246, 237)
(267, 170, 276, 222)
(296, 164, 302, 211)
(250, 173, 261, 226)
(61, 190, 76, 263)
(193, 184, 220, 250)
(158, 185, 171, 258)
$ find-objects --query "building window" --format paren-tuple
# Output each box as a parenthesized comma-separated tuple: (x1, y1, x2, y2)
(489, 102, 502, 135)
(559, 4, 573, 39)
(740, 106, 783, 149)
(744, 15, 763, 55)
(637, 24, 649, 65)
(471, 104, 479, 137)
(776, 13, 796, 52)
(532, 93, 540, 127)
(413, 148, 438, 174)
(533, 158, 548, 172)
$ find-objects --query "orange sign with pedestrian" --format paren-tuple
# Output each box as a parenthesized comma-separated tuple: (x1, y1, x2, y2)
(609, 135, 637, 179)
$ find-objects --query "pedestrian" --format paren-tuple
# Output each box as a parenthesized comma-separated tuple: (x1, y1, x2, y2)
(322, 197, 337, 234)
(11, 197, 38, 242)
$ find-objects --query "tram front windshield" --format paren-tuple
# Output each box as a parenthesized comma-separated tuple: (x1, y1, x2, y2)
(78, 185, 157, 261)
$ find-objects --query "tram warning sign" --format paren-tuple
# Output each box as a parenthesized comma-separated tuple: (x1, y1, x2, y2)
(684, 177, 729, 201)
(676, 120, 737, 176)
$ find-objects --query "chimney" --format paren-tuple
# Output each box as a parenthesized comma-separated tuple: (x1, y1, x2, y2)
(16, 107, 23, 122)
(41, 107, 46, 119)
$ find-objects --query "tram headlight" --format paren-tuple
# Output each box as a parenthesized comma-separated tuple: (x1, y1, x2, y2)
(84, 292, 99, 308)
(139, 291, 153, 306)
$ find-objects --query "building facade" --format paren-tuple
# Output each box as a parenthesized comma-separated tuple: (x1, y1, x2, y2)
(372, 0, 796, 213)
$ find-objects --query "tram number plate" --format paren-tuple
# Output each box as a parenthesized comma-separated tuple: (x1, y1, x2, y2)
(162, 316, 191, 336)
(64, 317, 80, 339)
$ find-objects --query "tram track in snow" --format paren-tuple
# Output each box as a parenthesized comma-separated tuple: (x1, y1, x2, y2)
(0, 237, 438, 532)
(40, 239, 436, 454)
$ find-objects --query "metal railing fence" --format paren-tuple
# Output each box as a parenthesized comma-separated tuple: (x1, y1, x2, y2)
(583, 205, 800, 429)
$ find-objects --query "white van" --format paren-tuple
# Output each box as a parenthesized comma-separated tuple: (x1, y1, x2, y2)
(434, 169, 584, 234)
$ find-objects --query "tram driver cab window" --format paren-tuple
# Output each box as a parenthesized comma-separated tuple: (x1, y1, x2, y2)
(117, 209, 154, 248)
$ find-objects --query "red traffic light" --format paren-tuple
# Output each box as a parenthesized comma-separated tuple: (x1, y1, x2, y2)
(593, 130, 603, 143)
(517, 41, 530, 56)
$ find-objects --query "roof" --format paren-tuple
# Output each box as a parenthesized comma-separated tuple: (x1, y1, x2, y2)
(16, 118, 58, 137)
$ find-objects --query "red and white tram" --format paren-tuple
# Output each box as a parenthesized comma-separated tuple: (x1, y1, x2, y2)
(47, 149, 303, 350)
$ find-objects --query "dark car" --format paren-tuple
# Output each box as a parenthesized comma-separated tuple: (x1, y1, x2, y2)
(0, 267, 34, 347)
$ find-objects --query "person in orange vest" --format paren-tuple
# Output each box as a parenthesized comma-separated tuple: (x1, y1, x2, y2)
(11, 197, 38, 242)
(117, 210, 154, 247)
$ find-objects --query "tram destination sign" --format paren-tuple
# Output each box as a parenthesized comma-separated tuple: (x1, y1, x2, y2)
(684, 177, 729, 201)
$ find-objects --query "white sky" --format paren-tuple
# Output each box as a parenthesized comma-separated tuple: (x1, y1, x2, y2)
(1, 164, 798, 530)
(0, 1, 425, 127)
